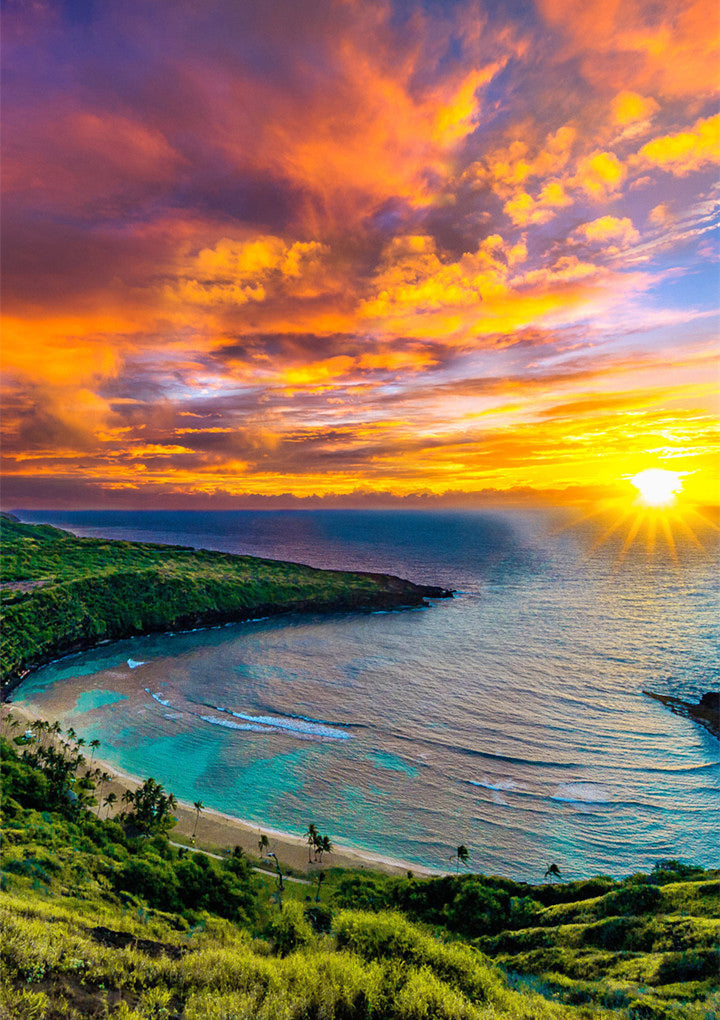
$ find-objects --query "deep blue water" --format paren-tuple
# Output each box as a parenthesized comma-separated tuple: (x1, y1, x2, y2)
(13, 508, 720, 880)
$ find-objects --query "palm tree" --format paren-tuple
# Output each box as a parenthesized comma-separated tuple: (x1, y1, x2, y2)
(192, 800, 204, 842)
(104, 792, 117, 818)
(96, 771, 111, 803)
(544, 863, 562, 882)
(306, 823, 318, 863)
(89, 739, 100, 761)
(31, 720, 46, 745)
(314, 871, 326, 903)
(267, 851, 284, 906)
(38, 720, 51, 747)
(120, 788, 135, 817)
(258, 833, 269, 858)
(320, 835, 333, 861)
(451, 844, 470, 871)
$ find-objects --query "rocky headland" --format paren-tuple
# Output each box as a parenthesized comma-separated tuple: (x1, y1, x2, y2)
(0, 517, 452, 697)
(643, 689, 720, 741)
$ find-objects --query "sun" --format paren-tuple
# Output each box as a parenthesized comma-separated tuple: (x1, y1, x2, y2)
(630, 468, 683, 507)
(559, 464, 716, 567)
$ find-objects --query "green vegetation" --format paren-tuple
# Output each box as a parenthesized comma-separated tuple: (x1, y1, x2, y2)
(1, 727, 718, 1019)
(0, 517, 448, 691)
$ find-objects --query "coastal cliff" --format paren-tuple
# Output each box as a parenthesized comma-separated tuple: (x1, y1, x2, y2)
(0, 517, 451, 696)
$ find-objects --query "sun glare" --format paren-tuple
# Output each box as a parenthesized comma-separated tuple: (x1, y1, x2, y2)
(630, 468, 683, 507)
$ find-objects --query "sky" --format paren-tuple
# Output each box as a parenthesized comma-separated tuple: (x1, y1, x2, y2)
(2, 0, 719, 509)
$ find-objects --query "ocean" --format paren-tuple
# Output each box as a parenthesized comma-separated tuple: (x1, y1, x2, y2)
(12, 508, 719, 880)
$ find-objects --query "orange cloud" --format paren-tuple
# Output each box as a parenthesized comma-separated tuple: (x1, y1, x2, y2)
(572, 150, 626, 199)
(503, 180, 572, 226)
(517, 255, 602, 288)
(535, 0, 719, 99)
(1, 315, 126, 385)
(648, 203, 672, 227)
(171, 235, 332, 307)
(611, 91, 659, 127)
(473, 124, 577, 201)
(576, 216, 639, 247)
(634, 112, 720, 176)
(258, 34, 511, 230)
(480, 131, 627, 227)
(359, 235, 645, 343)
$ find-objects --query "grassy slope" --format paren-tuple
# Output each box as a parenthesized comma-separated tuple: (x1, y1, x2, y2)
(1, 737, 718, 1020)
(0, 518, 448, 692)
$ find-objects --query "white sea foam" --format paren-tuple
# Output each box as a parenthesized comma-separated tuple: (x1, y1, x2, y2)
(551, 783, 611, 804)
(145, 689, 172, 707)
(212, 704, 351, 740)
(468, 777, 521, 792)
(127, 659, 146, 668)
(200, 714, 275, 733)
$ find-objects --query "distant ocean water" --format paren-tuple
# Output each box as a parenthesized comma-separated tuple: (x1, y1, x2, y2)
(13, 509, 720, 880)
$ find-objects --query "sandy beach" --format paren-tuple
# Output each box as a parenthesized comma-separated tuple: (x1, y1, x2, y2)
(3, 700, 442, 878)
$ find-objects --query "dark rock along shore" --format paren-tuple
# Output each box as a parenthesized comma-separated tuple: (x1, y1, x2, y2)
(643, 690, 720, 741)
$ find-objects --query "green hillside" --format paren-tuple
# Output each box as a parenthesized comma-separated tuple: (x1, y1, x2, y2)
(0, 517, 448, 693)
(1, 727, 717, 1020)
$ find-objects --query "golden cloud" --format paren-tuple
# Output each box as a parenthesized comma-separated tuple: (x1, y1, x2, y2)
(169, 235, 331, 306)
(473, 124, 577, 201)
(634, 112, 720, 176)
(572, 150, 626, 199)
(503, 180, 572, 226)
(611, 91, 659, 126)
(359, 235, 639, 342)
(535, 0, 719, 100)
(576, 216, 640, 247)
(479, 128, 626, 227)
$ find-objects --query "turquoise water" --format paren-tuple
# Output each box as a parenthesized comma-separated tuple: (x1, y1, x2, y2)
(13, 509, 720, 880)
(74, 690, 128, 712)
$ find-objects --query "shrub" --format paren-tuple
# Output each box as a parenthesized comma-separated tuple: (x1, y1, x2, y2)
(655, 949, 720, 983)
(600, 884, 661, 918)
(305, 903, 332, 934)
(334, 910, 503, 1003)
(333, 874, 391, 911)
(444, 883, 509, 936)
(394, 966, 482, 1020)
(114, 857, 180, 913)
(508, 896, 543, 929)
(268, 900, 314, 957)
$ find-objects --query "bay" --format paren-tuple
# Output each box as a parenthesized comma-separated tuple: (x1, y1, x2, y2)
(13, 508, 719, 880)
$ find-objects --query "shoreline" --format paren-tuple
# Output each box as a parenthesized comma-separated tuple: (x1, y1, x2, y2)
(1, 514, 452, 699)
(1, 600, 442, 702)
(1, 598, 452, 703)
(4, 701, 445, 879)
